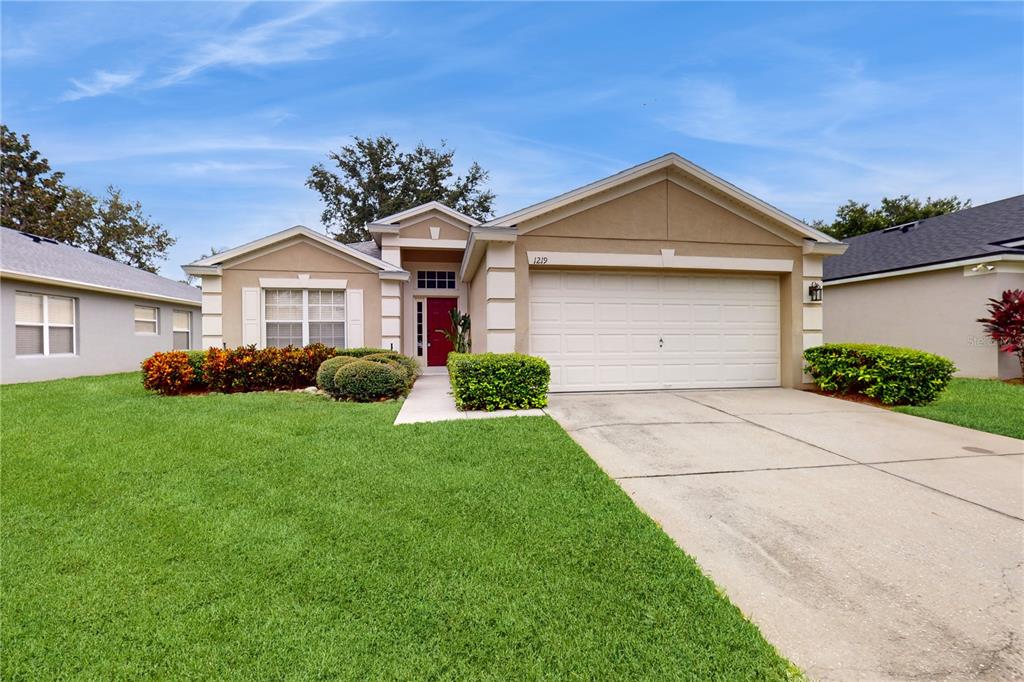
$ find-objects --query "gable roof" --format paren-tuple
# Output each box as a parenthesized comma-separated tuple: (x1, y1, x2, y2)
(373, 201, 480, 227)
(824, 195, 1024, 282)
(184, 225, 404, 273)
(1, 226, 200, 305)
(478, 152, 841, 244)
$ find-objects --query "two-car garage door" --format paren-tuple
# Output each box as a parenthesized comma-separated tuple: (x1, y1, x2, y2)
(529, 270, 780, 392)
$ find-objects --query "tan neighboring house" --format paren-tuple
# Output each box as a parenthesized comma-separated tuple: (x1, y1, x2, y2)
(824, 195, 1024, 379)
(183, 153, 848, 392)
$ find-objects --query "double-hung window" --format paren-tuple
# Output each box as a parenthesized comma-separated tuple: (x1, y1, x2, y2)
(16, 292, 76, 356)
(172, 310, 192, 350)
(134, 305, 158, 334)
(264, 289, 345, 348)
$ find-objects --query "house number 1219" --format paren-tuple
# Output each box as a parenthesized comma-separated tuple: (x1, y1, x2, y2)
(532, 256, 549, 264)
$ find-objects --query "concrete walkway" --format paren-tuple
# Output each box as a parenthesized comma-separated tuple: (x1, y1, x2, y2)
(393, 372, 546, 424)
(546, 388, 1024, 681)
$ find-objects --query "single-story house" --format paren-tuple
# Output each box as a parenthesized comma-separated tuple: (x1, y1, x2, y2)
(183, 153, 848, 392)
(824, 195, 1024, 379)
(1, 226, 201, 384)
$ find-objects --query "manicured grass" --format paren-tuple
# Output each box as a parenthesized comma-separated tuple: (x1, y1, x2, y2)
(2, 373, 795, 680)
(895, 377, 1024, 439)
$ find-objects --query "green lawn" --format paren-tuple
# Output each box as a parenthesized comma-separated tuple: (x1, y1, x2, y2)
(2, 373, 795, 680)
(895, 377, 1024, 439)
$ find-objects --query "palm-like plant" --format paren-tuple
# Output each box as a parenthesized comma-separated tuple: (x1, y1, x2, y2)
(437, 308, 471, 353)
(978, 289, 1024, 378)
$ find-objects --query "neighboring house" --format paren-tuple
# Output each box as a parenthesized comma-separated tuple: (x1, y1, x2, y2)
(183, 153, 847, 392)
(824, 195, 1024, 379)
(1, 227, 201, 384)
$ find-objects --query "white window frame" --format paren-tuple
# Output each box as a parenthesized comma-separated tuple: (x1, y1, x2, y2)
(15, 292, 77, 357)
(262, 289, 346, 348)
(134, 305, 159, 335)
(172, 310, 192, 350)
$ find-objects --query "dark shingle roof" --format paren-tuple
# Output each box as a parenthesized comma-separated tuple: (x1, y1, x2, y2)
(824, 195, 1024, 281)
(347, 240, 382, 259)
(1, 227, 201, 303)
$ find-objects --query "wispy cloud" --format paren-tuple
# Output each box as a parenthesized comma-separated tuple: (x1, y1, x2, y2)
(170, 160, 291, 177)
(156, 3, 351, 87)
(62, 70, 141, 101)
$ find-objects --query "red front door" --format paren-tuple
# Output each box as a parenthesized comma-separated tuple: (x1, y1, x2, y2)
(426, 297, 459, 366)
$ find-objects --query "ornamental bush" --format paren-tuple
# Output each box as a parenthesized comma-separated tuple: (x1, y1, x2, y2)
(333, 360, 408, 402)
(141, 351, 195, 395)
(361, 352, 420, 386)
(447, 352, 550, 411)
(185, 350, 208, 387)
(335, 347, 395, 359)
(803, 343, 956, 406)
(199, 344, 338, 393)
(316, 355, 359, 394)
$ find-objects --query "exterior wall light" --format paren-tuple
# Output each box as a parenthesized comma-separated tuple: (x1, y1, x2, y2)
(808, 281, 823, 302)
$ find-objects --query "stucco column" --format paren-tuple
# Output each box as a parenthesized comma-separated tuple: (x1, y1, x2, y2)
(200, 275, 223, 348)
(801, 254, 825, 382)
(485, 242, 516, 352)
(380, 279, 402, 351)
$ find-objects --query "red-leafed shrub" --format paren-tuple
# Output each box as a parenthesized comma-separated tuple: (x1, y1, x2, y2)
(202, 345, 339, 393)
(141, 351, 195, 395)
(978, 289, 1024, 379)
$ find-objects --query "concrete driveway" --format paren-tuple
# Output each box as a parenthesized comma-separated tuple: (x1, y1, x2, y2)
(545, 388, 1024, 681)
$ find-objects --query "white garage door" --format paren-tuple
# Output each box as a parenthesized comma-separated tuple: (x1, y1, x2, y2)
(529, 270, 780, 392)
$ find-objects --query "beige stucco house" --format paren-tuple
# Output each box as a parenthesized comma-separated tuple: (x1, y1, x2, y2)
(824, 195, 1024, 379)
(183, 153, 848, 391)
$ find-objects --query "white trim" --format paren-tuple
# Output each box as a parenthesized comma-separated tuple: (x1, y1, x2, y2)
(374, 201, 480, 227)
(258, 277, 348, 289)
(459, 228, 519, 282)
(133, 304, 159, 335)
(803, 240, 848, 255)
(825, 254, 1024, 286)
(391, 237, 467, 249)
(526, 250, 794, 273)
(187, 224, 402, 273)
(14, 291, 78, 357)
(481, 152, 840, 244)
(378, 271, 411, 281)
(2, 269, 200, 306)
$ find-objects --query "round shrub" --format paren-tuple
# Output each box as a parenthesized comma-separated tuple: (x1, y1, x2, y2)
(141, 351, 195, 395)
(333, 360, 408, 402)
(316, 355, 358, 393)
(362, 352, 419, 385)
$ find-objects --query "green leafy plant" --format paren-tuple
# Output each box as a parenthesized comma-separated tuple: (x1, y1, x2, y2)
(361, 352, 420, 387)
(335, 347, 395, 358)
(316, 356, 359, 394)
(977, 289, 1024, 379)
(185, 350, 208, 387)
(436, 308, 471, 353)
(803, 343, 956, 406)
(333, 360, 408, 402)
(447, 352, 550, 411)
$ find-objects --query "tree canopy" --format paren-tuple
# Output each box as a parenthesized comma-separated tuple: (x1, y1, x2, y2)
(812, 195, 971, 240)
(307, 136, 496, 243)
(1, 125, 175, 273)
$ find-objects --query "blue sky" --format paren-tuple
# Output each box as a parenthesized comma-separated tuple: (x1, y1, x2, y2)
(3, 1, 1022, 278)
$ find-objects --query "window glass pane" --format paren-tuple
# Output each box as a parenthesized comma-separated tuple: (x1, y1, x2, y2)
(309, 322, 345, 348)
(135, 320, 157, 334)
(417, 271, 457, 289)
(266, 322, 303, 348)
(265, 289, 302, 321)
(48, 296, 75, 324)
(48, 327, 73, 354)
(16, 325, 43, 355)
(173, 311, 190, 332)
(16, 293, 43, 323)
(173, 331, 190, 350)
(134, 305, 157, 322)
(308, 289, 344, 322)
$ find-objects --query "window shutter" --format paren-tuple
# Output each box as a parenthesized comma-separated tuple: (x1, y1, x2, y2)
(242, 287, 261, 346)
(346, 289, 363, 348)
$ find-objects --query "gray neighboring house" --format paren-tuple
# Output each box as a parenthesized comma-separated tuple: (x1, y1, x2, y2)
(824, 195, 1024, 379)
(1, 227, 201, 384)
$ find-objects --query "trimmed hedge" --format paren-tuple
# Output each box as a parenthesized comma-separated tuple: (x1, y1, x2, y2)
(141, 351, 195, 395)
(333, 360, 408, 402)
(803, 343, 956, 406)
(361, 352, 420, 386)
(335, 347, 394, 359)
(447, 352, 550, 411)
(316, 356, 359, 394)
(202, 344, 337, 393)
